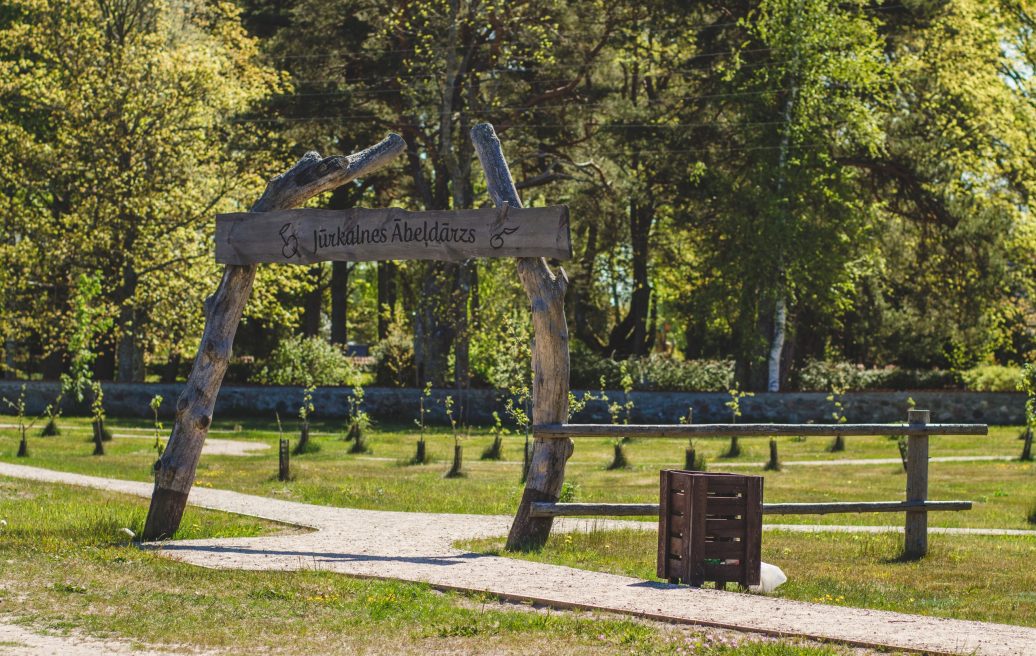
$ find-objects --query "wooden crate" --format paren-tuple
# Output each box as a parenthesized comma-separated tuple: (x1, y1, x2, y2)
(657, 471, 763, 588)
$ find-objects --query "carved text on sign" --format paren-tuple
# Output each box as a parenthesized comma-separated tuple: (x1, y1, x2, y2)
(215, 205, 570, 265)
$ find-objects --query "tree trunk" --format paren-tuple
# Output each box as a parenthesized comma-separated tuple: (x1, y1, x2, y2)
(376, 261, 397, 340)
(301, 265, 323, 338)
(767, 296, 787, 392)
(767, 30, 801, 393)
(330, 261, 350, 345)
(414, 262, 456, 386)
(143, 134, 405, 540)
(471, 123, 572, 552)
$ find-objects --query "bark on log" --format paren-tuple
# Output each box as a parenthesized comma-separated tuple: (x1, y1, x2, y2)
(143, 134, 405, 540)
(471, 122, 572, 551)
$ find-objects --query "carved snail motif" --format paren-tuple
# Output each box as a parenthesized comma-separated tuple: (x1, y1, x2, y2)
(490, 226, 520, 249)
(279, 222, 300, 259)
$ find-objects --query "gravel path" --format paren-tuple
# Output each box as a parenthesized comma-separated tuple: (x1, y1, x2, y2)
(1, 462, 1033, 656)
(111, 434, 269, 456)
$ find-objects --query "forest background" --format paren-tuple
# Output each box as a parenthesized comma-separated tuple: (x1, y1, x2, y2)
(1, 0, 1034, 395)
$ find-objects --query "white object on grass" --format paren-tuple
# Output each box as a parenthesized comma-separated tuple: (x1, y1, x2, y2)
(749, 562, 787, 593)
(120, 527, 136, 539)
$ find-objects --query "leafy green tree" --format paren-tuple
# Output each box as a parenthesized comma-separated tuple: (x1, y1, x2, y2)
(0, 0, 282, 380)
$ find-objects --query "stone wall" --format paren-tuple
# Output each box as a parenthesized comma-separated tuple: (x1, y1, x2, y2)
(0, 380, 1025, 425)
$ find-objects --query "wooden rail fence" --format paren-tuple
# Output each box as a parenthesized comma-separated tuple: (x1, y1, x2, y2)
(529, 409, 986, 558)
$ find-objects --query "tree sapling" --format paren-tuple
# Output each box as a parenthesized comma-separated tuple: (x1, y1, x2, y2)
(293, 384, 318, 455)
(444, 395, 463, 478)
(410, 382, 433, 464)
(722, 385, 753, 458)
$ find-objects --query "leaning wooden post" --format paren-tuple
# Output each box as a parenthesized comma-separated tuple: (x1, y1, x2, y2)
(142, 134, 405, 540)
(471, 123, 572, 551)
(904, 408, 930, 558)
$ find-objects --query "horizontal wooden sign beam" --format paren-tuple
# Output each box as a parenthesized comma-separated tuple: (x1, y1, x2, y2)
(215, 205, 571, 265)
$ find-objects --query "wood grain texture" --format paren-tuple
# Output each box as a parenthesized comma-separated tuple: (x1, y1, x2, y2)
(533, 422, 987, 439)
(471, 123, 573, 552)
(143, 134, 406, 540)
(215, 205, 571, 264)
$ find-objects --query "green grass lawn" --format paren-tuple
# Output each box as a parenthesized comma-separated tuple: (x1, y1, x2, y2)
(0, 477, 862, 655)
(2, 416, 1032, 529)
(460, 528, 1036, 628)
(2, 414, 1035, 635)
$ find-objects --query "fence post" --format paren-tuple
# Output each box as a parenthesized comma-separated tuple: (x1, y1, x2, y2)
(904, 409, 930, 558)
(279, 439, 290, 482)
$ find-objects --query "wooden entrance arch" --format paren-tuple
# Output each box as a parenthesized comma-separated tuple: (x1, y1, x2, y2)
(144, 124, 575, 550)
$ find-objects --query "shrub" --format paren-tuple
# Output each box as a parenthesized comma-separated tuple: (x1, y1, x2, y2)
(371, 322, 415, 387)
(959, 365, 1023, 392)
(253, 335, 360, 387)
(796, 360, 960, 391)
(569, 342, 733, 392)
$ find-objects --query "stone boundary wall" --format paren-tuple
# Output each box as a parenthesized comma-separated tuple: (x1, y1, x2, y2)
(0, 381, 1025, 426)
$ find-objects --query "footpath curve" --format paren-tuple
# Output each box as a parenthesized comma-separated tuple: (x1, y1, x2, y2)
(1, 462, 1033, 656)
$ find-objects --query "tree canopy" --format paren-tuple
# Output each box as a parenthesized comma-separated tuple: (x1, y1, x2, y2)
(1, 0, 1033, 390)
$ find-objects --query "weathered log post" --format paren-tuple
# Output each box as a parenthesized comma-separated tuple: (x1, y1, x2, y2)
(143, 134, 405, 540)
(904, 409, 930, 558)
(471, 123, 572, 551)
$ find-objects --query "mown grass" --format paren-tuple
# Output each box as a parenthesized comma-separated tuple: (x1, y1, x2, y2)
(459, 527, 1036, 628)
(0, 477, 862, 655)
(2, 416, 1033, 529)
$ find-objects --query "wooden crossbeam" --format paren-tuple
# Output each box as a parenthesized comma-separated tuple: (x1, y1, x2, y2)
(533, 423, 988, 439)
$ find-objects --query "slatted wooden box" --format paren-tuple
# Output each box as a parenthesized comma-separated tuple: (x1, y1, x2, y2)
(657, 471, 763, 588)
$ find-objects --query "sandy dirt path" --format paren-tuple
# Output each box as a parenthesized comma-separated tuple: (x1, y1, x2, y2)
(1, 462, 1033, 656)
(0, 617, 180, 656)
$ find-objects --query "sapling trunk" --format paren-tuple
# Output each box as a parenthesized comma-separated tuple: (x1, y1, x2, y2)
(722, 436, 741, 458)
(17, 427, 28, 458)
(764, 438, 781, 471)
(828, 434, 846, 452)
(348, 429, 370, 454)
(445, 443, 464, 478)
(412, 438, 428, 464)
(1020, 426, 1033, 462)
(345, 421, 360, 442)
(98, 419, 112, 441)
(607, 442, 629, 470)
(40, 417, 59, 437)
(684, 446, 696, 470)
(92, 421, 105, 456)
(897, 437, 908, 472)
(684, 447, 705, 471)
(481, 435, 503, 460)
(520, 435, 531, 483)
(293, 421, 311, 455)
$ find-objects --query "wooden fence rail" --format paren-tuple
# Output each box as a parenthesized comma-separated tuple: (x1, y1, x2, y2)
(533, 422, 987, 439)
(530, 500, 973, 517)
(534, 410, 986, 558)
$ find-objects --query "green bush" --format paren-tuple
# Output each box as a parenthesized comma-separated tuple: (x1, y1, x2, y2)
(796, 360, 959, 391)
(959, 365, 1023, 392)
(252, 335, 361, 387)
(371, 322, 415, 387)
(569, 342, 733, 392)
